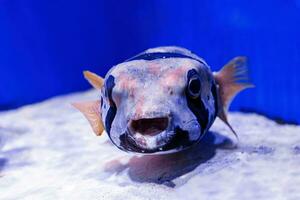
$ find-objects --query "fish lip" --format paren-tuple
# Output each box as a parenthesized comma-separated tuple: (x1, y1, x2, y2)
(126, 128, 176, 151)
(121, 131, 196, 154)
(130, 111, 171, 121)
(122, 125, 195, 154)
(122, 130, 176, 154)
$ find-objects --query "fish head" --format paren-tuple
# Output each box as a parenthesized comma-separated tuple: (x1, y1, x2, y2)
(101, 58, 215, 154)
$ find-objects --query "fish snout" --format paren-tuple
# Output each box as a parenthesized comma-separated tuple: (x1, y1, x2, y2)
(129, 117, 169, 136)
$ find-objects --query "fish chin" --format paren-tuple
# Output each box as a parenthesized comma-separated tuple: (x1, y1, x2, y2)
(129, 130, 176, 150)
(119, 127, 196, 154)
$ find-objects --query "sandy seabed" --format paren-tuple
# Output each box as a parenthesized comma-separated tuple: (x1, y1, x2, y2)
(0, 90, 300, 200)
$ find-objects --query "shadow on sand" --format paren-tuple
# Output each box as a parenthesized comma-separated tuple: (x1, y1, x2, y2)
(0, 147, 32, 176)
(0, 158, 8, 174)
(104, 131, 236, 187)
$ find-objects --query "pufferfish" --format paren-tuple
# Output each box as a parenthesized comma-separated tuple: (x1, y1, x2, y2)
(73, 46, 253, 154)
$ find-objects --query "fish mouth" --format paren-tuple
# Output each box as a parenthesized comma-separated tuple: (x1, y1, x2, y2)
(126, 116, 173, 151)
(120, 118, 194, 154)
(130, 117, 169, 137)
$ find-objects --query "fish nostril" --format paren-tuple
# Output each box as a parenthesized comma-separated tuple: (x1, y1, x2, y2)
(130, 117, 169, 136)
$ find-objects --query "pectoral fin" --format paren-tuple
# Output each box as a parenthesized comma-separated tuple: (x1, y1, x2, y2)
(214, 57, 254, 139)
(83, 71, 104, 89)
(72, 100, 104, 136)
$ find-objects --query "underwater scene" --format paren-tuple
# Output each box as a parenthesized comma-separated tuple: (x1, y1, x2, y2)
(0, 1, 299, 199)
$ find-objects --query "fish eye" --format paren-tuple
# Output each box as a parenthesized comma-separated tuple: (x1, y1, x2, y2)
(188, 76, 201, 98)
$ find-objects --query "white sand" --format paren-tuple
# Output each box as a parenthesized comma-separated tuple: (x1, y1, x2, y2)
(0, 90, 299, 200)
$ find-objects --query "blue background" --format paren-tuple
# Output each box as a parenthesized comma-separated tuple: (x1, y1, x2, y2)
(0, 0, 299, 124)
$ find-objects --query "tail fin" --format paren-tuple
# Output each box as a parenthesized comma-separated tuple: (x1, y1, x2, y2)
(213, 57, 254, 139)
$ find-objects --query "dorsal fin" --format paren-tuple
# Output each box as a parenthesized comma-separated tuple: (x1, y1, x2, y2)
(214, 57, 254, 139)
(83, 71, 104, 89)
(72, 100, 104, 136)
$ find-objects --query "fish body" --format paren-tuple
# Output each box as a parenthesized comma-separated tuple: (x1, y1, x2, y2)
(74, 46, 253, 154)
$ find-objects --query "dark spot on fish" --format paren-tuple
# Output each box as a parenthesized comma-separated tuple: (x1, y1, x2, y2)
(100, 97, 103, 107)
(105, 75, 117, 136)
(188, 77, 201, 95)
(127, 52, 204, 64)
(129, 91, 135, 98)
(211, 82, 218, 118)
(104, 88, 108, 98)
(185, 69, 209, 134)
(168, 87, 173, 95)
(118, 134, 129, 151)
(164, 126, 191, 149)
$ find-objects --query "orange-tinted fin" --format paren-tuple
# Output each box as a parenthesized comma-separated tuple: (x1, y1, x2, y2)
(72, 100, 105, 136)
(214, 56, 254, 139)
(83, 70, 104, 89)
